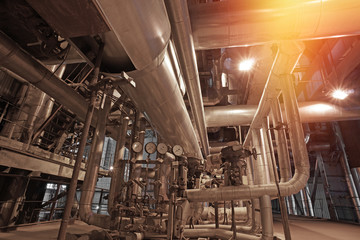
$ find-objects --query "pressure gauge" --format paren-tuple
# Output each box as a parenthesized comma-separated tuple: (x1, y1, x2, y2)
(172, 144, 184, 157)
(132, 141, 143, 153)
(145, 142, 157, 154)
(157, 142, 168, 155)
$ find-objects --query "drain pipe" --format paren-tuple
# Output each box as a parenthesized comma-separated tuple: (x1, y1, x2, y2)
(185, 44, 309, 202)
(79, 94, 112, 228)
(165, 0, 209, 157)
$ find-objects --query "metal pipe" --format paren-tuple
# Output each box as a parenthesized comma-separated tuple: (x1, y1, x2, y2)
(351, 168, 360, 201)
(95, 0, 202, 158)
(271, 100, 292, 182)
(131, 117, 146, 196)
(189, 0, 360, 50)
(108, 117, 129, 215)
(185, 73, 310, 202)
(0, 31, 91, 124)
(158, 153, 175, 201)
(205, 100, 360, 128)
(79, 95, 111, 225)
(57, 44, 104, 240)
(165, 0, 209, 157)
(252, 129, 273, 240)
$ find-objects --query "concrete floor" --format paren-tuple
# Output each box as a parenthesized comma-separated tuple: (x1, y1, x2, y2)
(0, 217, 359, 239)
(273, 215, 360, 240)
(0, 220, 103, 240)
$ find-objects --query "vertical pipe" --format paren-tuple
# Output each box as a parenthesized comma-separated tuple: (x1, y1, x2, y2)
(108, 117, 129, 215)
(79, 94, 111, 222)
(261, 118, 275, 183)
(231, 200, 236, 238)
(131, 117, 146, 196)
(252, 129, 273, 239)
(49, 184, 60, 221)
(281, 74, 309, 214)
(97, 189, 104, 214)
(271, 100, 291, 182)
(57, 44, 104, 240)
(351, 168, 360, 201)
(214, 202, 219, 228)
(167, 162, 177, 240)
(265, 116, 292, 240)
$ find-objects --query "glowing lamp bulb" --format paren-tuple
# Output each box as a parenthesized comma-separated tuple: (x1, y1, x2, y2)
(110, 166, 114, 171)
(331, 89, 349, 100)
(238, 59, 255, 71)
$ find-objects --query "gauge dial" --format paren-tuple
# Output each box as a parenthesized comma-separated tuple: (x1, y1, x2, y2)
(157, 142, 168, 155)
(145, 142, 156, 154)
(132, 141, 143, 153)
(172, 144, 184, 157)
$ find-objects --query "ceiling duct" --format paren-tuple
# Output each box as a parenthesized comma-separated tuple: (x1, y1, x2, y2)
(95, 0, 202, 158)
(189, 0, 360, 50)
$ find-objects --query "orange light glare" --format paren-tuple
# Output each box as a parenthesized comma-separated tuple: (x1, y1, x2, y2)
(238, 58, 255, 71)
(331, 89, 349, 100)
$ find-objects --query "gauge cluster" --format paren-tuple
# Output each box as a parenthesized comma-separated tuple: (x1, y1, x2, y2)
(136, 142, 184, 157)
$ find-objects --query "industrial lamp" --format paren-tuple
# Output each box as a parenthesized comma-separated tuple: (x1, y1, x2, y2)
(238, 58, 255, 71)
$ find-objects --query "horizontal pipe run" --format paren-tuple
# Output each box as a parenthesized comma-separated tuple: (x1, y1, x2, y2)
(205, 101, 360, 127)
(0, 31, 92, 125)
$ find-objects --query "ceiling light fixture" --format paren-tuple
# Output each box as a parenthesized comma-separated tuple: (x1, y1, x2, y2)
(238, 58, 255, 71)
(331, 89, 351, 100)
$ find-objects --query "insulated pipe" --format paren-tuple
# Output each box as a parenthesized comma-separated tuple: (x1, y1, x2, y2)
(271, 100, 292, 183)
(243, 41, 304, 146)
(158, 153, 176, 201)
(108, 117, 129, 215)
(95, 0, 202, 158)
(131, 117, 146, 196)
(57, 44, 104, 240)
(165, 0, 209, 157)
(252, 129, 273, 240)
(185, 74, 310, 202)
(79, 95, 111, 226)
(189, 0, 360, 50)
(0, 31, 91, 124)
(205, 101, 360, 128)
